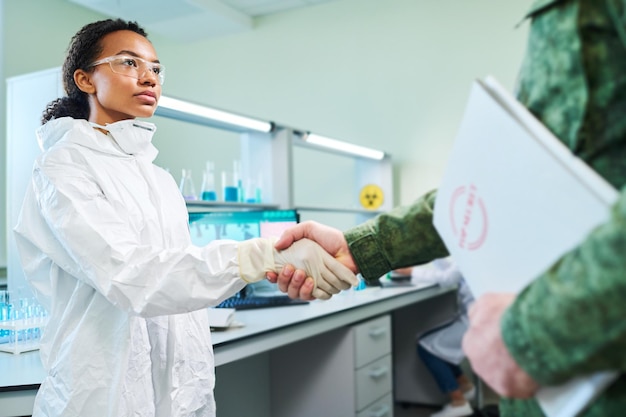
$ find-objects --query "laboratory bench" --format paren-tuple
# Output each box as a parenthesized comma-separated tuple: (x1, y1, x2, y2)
(0, 283, 459, 417)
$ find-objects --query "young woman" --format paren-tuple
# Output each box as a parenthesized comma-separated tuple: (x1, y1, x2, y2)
(14, 19, 356, 417)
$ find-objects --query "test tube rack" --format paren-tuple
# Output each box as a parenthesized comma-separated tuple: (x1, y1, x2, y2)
(0, 317, 49, 354)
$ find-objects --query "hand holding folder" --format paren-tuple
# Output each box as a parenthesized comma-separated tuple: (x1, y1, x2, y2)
(433, 76, 619, 417)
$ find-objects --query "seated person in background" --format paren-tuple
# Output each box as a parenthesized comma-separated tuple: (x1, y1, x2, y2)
(398, 258, 475, 417)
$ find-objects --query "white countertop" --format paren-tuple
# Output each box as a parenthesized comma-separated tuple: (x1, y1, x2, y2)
(0, 282, 451, 390)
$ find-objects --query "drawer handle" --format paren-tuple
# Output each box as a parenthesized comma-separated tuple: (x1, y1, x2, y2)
(368, 366, 389, 379)
(368, 326, 387, 339)
(368, 404, 390, 417)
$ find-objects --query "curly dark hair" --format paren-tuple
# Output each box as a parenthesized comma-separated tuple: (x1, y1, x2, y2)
(41, 19, 148, 124)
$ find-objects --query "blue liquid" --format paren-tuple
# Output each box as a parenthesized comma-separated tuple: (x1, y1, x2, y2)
(223, 186, 239, 202)
(0, 303, 6, 337)
(245, 188, 262, 204)
(202, 191, 217, 201)
(237, 180, 244, 203)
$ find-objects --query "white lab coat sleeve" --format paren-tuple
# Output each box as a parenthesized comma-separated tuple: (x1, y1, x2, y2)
(410, 257, 462, 287)
(16, 158, 246, 318)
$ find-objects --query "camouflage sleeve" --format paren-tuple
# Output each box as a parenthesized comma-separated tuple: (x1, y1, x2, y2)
(343, 189, 449, 283)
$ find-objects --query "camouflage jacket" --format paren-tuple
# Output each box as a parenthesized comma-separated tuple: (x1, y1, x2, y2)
(344, 0, 626, 415)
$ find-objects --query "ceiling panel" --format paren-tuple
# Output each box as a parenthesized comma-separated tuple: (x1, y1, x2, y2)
(67, 0, 341, 40)
(221, 0, 337, 16)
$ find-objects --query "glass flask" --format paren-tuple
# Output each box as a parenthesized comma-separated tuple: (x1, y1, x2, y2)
(200, 161, 217, 201)
(0, 291, 7, 337)
(233, 160, 244, 203)
(179, 169, 197, 200)
(245, 176, 262, 203)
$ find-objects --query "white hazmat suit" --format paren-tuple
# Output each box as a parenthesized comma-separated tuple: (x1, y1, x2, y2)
(14, 117, 356, 417)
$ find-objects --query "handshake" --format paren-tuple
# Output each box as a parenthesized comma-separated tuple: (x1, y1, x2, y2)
(238, 221, 359, 300)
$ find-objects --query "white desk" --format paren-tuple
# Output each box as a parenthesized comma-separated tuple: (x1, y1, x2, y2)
(0, 284, 457, 417)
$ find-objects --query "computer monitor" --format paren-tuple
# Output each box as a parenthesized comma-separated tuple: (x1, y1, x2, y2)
(188, 209, 299, 297)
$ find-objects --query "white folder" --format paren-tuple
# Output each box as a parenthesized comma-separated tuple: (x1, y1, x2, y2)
(207, 307, 235, 329)
(432, 76, 619, 417)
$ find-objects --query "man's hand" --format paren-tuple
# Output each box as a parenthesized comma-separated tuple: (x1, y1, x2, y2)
(462, 293, 539, 398)
(274, 221, 358, 272)
(269, 264, 316, 300)
(267, 221, 359, 299)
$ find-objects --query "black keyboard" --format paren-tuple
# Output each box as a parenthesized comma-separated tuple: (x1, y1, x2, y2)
(215, 296, 309, 310)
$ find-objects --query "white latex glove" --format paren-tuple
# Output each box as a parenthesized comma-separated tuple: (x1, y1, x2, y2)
(238, 237, 359, 300)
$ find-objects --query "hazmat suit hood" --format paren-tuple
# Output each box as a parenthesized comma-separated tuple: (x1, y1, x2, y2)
(36, 116, 159, 161)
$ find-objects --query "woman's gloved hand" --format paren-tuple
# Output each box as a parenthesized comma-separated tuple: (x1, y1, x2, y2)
(238, 238, 359, 300)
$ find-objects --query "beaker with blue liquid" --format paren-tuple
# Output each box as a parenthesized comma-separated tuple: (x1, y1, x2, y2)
(222, 169, 239, 202)
(200, 161, 217, 201)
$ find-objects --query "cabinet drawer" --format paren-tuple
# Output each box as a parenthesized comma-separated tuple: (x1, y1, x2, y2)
(354, 315, 391, 368)
(355, 355, 392, 411)
(356, 393, 393, 417)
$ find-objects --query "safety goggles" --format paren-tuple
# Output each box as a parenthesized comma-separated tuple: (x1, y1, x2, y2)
(89, 55, 165, 85)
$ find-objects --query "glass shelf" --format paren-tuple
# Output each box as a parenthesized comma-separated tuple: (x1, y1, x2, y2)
(295, 205, 384, 215)
(186, 201, 279, 213)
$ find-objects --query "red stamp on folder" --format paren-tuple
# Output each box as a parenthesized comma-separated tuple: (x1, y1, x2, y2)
(449, 184, 488, 250)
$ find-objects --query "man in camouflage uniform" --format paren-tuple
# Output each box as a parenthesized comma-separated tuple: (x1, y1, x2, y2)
(273, 0, 626, 415)
(470, 1, 626, 415)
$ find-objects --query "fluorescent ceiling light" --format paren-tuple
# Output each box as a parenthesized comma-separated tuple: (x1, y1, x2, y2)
(303, 133, 386, 160)
(156, 96, 273, 133)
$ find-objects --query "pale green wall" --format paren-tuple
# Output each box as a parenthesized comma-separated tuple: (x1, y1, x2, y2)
(1, 0, 532, 267)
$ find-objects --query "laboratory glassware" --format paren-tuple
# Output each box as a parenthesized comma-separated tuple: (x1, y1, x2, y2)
(179, 169, 198, 201)
(200, 161, 217, 201)
(222, 170, 238, 202)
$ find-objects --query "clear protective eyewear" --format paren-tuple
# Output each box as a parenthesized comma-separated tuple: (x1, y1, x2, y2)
(89, 55, 165, 85)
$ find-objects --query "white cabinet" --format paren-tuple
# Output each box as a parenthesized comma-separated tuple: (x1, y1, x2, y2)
(354, 315, 393, 414)
(357, 393, 393, 417)
(270, 314, 393, 417)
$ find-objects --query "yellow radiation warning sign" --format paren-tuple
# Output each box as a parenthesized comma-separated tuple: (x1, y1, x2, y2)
(359, 184, 384, 210)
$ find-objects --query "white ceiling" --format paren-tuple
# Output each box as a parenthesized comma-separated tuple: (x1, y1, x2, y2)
(68, 0, 339, 42)
(219, 0, 336, 16)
